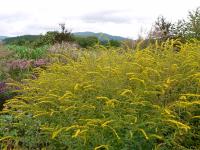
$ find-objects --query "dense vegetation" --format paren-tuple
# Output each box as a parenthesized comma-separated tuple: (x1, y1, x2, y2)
(6, 45, 49, 60)
(3, 31, 122, 49)
(149, 7, 200, 41)
(0, 39, 200, 149)
(0, 7, 200, 150)
(2, 35, 40, 46)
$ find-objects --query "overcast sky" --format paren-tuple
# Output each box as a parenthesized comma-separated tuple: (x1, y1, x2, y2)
(0, 0, 199, 39)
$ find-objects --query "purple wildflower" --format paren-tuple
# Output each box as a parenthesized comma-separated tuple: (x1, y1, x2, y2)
(0, 82, 6, 94)
(33, 59, 47, 67)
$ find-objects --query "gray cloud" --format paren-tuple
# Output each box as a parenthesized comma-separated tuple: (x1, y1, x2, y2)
(80, 10, 153, 25)
(134, 16, 152, 24)
(81, 10, 133, 24)
(0, 12, 30, 23)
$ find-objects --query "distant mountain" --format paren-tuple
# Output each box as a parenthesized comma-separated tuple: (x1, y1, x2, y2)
(73, 32, 128, 41)
(2, 35, 40, 44)
(1, 32, 128, 43)
(0, 36, 8, 41)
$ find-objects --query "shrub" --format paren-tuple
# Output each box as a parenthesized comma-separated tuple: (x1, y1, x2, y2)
(36, 24, 74, 46)
(108, 40, 121, 47)
(149, 7, 200, 42)
(6, 45, 49, 60)
(74, 36, 98, 48)
(0, 39, 200, 149)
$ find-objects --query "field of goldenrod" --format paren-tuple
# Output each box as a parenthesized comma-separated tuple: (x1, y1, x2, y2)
(0, 39, 200, 149)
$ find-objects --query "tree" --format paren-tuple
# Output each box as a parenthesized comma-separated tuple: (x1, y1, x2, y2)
(59, 23, 66, 33)
(172, 20, 187, 39)
(171, 7, 200, 40)
(149, 16, 174, 40)
(187, 7, 200, 39)
(54, 23, 74, 43)
(35, 24, 74, 46)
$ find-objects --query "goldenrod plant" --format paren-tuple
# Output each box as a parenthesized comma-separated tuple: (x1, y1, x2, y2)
(0, 39, 199, 149)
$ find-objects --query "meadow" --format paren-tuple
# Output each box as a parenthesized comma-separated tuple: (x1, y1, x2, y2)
(0, 39, 199, 149)
(0, 7, 200, 149)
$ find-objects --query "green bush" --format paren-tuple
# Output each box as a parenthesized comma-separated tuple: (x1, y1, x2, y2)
(35, 28, 74, 46)
(6, 45, 49, 60)
(109, 40, 121, 47)
(0, 39, 200, 149)
(74, 36, 98, 48)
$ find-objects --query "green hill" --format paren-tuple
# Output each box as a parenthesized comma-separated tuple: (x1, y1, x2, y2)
(3, 35, 40, 44)
(73, 32, 128, 41)
(0, 36, 8, 41)
(2, 32, 127, 45)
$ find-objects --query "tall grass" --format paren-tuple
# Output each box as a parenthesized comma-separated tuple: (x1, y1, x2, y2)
(0, 39, 200, 149)
(6, 45, 49, 60)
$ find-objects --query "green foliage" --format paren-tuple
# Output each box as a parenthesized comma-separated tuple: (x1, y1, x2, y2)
(74, 36, 98, 48)
(108, 40, 121, 47)
(0, 71, 6, 81)
(170, 7, 200, 41)
(0, 39, 200, 149)
(37, 24, 74, 46)
(3, 35, 41, 46)
(23, 31, 74, 48)
(8, 68, 33, 81)
(187, 7, 200, 39)
(73, 32, 127, 41)
(149, 7, 200, 43)
(6, 45, 49, 60)
(39, 31, 74, 45)
(3, 24, 74, 48)
(150, 16, 174, 40)
(74, 36, 121, 48)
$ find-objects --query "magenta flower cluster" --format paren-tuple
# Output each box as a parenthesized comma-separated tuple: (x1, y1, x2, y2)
(0, 82, 6, 94)
(7, 59, 47, 70)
